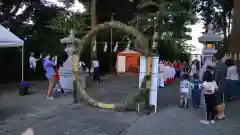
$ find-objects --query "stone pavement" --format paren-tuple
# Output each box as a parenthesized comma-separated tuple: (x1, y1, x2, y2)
(87, 74, 139, 104)
(0, 76, 240, 135)
(0, 75, 140, 135)
(0, 104, 140, 135)
(120, 81, 240, 135)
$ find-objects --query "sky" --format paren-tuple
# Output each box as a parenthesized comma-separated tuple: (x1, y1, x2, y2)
(47, 0, 204, 54)
(186, 22, 204, 54)
(47, 0, 85, 12)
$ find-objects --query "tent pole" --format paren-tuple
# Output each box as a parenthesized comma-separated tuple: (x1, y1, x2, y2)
(21, 46, 24, 82)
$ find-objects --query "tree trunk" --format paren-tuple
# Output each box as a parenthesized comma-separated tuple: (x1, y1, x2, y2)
(91, 0, 97, 58)
(229, 0, 240, 53)
(91, 0, 97, 27)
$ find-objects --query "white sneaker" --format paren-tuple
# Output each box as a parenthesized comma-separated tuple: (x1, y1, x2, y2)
(210, 120, 215, 124)
(46, 96, 55, 100)
(200, 119, 210, 124)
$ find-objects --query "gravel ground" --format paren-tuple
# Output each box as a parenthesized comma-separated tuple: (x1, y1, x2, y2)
(0, 75, 239, 135)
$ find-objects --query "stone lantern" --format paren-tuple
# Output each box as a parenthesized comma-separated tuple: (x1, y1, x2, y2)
(197, 24, 223, 106)
(59, 29, 81, 92)
(198, 24, 223, 68)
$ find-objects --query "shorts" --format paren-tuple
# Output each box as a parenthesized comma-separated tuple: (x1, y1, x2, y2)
(180, 92, 189, 99)
(46, 72, 56, 80)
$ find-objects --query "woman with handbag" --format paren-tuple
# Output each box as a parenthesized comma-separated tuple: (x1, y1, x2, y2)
(200, 71, 218, 124)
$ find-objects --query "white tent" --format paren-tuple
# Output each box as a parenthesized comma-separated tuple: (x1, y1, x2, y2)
(0, 24, 24, 81)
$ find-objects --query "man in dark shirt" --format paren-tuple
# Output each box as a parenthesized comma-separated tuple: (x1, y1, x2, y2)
(213, 54, 227, 120)
(214, 55, 227, 93)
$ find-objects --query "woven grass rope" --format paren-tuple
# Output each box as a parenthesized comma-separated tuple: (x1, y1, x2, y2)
(73, 21, 151, 111)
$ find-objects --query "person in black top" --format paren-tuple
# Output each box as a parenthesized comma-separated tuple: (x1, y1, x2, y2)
(181, 61, 190, 76)
(202, 66, 214, 82)
(195, 60, 200, 72)
(213, 54, 227, 120)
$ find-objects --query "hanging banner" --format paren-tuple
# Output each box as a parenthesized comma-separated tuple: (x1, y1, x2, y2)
(126, 38, 131, 49)
(93, 40, 96, 51)
(103, 41, 107, 52)
(114, 42, 118, 52)
(152, 41, 157, 50)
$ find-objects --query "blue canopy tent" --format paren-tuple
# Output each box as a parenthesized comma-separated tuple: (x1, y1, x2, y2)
(0, 24, 24, 82)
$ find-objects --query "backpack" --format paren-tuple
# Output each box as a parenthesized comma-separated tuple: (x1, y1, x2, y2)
(183, 65, 190, 73)
(192, 80, 200, 91)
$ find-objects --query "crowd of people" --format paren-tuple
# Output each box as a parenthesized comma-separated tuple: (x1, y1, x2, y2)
(29, 51, 240, 125)
(29, 52, 66, 99)
(158, 60, 177, 87)
(179, 54, 240, 125)
(28, 52, 100, 100)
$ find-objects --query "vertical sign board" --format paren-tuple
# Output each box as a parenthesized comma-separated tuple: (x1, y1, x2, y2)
(150, 56, 159, 113)
(139, 56, 147, 89)
(147, 57, 152, 73)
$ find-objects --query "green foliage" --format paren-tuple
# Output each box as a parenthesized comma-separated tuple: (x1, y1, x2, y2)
(0, 0, 200, 82)
(193, 0, 233, 53)
(47, 11, 91, 37)
(0, 0, 69, 82)
(128, 0, 197, 60)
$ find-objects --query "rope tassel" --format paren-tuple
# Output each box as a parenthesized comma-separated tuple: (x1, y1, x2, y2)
(114, 42, 118, 52)
(103, 41, 107, 52)
(93, 40, 96, 52)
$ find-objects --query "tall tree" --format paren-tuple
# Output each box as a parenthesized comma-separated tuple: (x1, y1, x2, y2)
(48, 11, 90, 36)
(0, 0, 72, 82)
(193, 0, 233, 54)
(52, 0, 197, 60)
(212, 0, 233, 53)
(229, 0, 240, 54)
